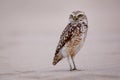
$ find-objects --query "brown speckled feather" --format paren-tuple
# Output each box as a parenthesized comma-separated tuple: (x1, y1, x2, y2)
(55, 23, 81, 55)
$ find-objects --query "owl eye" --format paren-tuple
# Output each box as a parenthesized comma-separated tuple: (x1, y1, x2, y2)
(78, 14, 83, 18)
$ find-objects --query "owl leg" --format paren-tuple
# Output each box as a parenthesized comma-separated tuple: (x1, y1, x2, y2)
(67, 56, 72, 71)
(71, 56, 77, 70)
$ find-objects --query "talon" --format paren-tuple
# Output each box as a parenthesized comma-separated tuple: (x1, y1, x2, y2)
(72, 68, 77, 70)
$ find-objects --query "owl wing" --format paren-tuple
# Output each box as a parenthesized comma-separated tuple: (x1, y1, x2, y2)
(55, 23, 81, 55)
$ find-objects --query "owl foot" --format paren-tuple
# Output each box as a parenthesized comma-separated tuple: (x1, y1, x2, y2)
(70, 68, 77, 71)
(72, 68, 77, 70)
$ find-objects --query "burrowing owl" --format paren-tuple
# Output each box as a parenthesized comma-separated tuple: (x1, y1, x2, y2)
(52, 11, 88, 71)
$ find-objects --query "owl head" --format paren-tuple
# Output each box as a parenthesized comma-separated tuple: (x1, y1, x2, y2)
(69, 10, 86, 23)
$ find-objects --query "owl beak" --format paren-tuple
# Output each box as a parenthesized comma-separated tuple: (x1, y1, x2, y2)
(73, 16, 78, 21)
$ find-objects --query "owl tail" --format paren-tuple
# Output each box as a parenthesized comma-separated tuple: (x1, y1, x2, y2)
(52, 53, 63, 65)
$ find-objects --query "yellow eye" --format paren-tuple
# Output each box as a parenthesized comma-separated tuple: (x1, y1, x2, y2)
(78, 14, 83, 18)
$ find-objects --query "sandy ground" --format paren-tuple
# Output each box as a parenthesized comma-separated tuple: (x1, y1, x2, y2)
(0, 0, 120, 80)
(0, 33, 120, 80)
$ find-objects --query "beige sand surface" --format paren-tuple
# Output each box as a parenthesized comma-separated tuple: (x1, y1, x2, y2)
(0, 0, 120, 80)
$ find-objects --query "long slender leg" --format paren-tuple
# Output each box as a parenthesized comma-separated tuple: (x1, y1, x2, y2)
(67, 56, 72, 71)
(71, 56, 77, 70)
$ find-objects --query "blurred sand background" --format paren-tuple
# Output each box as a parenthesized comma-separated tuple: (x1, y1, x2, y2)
(0, 0, 120, 80)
